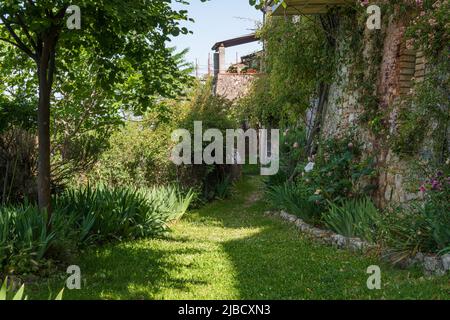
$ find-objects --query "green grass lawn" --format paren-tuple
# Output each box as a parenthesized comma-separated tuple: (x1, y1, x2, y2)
(29, 175, 449, 300)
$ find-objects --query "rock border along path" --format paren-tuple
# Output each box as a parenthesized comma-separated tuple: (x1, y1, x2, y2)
(267, 210, 450, 276)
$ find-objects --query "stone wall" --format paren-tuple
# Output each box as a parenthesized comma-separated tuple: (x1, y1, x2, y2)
(214, 74, 259, 101)
(316, 14, 442, 207)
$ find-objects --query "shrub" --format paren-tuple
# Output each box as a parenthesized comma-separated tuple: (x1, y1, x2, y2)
(323, 198, 380, 243)
(0, 204, 55, 274)
(87, 118, 176, 188)
(266, 127, 308, 187)
(301, 135, 376, 205)
(236, 16, 335, 129)
(88, 80, 237, 202)
(380, 208, 446, 263)
(0, 277, 64, 300)
(381, 169, 450, 260)
(55, 185, 194, 243)
(419, 170, 450, 252)
(267, 182, 323, 223)
(143, 185, 195, 221)
(175, 80, 236, 189)
(213, 176, 234, 200)
(0, 128, 37, 204)
(1, 185, 194, 274)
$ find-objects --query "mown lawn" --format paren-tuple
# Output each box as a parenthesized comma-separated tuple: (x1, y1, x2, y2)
(29, 175, 449, 300)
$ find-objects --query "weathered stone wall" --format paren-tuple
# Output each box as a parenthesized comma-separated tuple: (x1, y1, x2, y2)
(214, 74, 258, 101)
(318, 13, 439, 207)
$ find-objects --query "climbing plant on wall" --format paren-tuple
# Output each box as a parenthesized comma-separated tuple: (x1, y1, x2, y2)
(237, 14, 336, 128)
(392, 0, 449, 160)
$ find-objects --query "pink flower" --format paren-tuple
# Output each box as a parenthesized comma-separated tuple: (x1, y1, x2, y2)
(359, 0, 369, 7)
(406, 39, 415, 50)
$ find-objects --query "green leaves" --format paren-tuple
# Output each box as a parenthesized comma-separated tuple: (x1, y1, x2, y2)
(0, 204, 55, 274)
(1, 0, 195, 115)
(55, 184, 194, 242)
(0, 278, 27, 300)
(0, 277, 64, 300)
(249, 0, 283, 10)
(323, 197, 380, 243)
(54, 288, 64, 300)
(267, 182, 323, 223)
(242, 13, 335, 128)
(12, 284, 25, 300)
(0, 277, 6, 300)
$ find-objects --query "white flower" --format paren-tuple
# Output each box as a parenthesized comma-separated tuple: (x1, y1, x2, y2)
(304, 162, 315, 173)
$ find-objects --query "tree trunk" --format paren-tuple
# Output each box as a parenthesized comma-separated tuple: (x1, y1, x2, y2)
(307, 82, 329, 157)
(37, 37, 56, 219)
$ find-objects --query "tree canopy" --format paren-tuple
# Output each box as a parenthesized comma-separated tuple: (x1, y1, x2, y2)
(0, 0, 196, 213)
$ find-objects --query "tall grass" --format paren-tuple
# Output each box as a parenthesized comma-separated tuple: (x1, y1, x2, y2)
(0, 277, 64, 300)
(144, 186, 195, 221)
(0, 204, 54, 273)
(266, 182, 322, 223)
(323, 198, 380, 243)
(55, 185, 194, 243)
(1, 185, 194, 273)
(213, 177, 233, 200)
(380, 203, 450, 262)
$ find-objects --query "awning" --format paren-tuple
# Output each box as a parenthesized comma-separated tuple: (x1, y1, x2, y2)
(271, 0, 352, 16)
(211, 34, 259, 51)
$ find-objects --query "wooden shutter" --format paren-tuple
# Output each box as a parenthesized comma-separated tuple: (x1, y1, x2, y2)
(399, 42, 427, 95)
(414, 50, 426, 82)
(399, 43, 417, 95)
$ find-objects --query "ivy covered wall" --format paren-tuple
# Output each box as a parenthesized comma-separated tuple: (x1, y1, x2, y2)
(317, 3, 449, 207)
(237, 1, 448, 209)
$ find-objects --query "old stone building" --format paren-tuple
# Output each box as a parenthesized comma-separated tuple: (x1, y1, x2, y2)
(211, 34, 262, 101)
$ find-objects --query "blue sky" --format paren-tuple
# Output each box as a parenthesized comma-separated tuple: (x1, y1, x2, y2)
(170, 0, 263, 76)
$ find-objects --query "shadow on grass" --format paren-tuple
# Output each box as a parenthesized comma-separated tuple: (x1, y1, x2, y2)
(30, 241, 209, 300)
(30, 171, 450, 300)
(203, 174, 450, 300)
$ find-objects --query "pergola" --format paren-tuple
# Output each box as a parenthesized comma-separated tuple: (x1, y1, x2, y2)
(271, 0, 353, 15)
(211, 34, 259, 51)
(211, 34, 259, 75)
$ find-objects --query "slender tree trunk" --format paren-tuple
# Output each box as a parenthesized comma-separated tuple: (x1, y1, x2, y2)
(307, 82, 329, 157)
(37, 37, 56, 219)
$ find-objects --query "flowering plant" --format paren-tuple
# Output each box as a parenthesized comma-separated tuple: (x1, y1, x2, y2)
(419, 170, 450, 193)
(266, 127, 308, 186)
(413, 164, 450, 254)
(299, 134, 376, 205)
(357, 0, 449, 57)
(405, 0, 450, 58)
